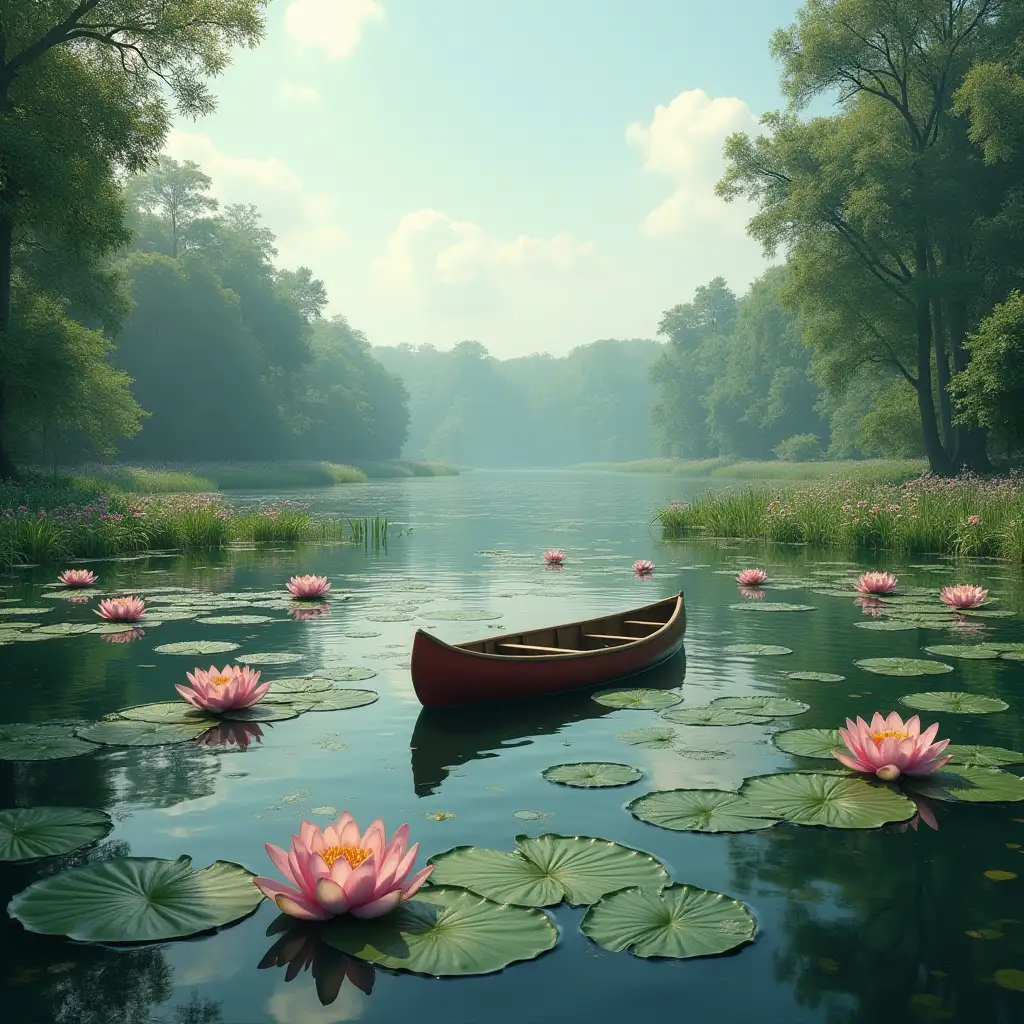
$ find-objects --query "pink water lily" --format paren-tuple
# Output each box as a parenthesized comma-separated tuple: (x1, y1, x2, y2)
(633, 559, 654, 577)
(939, 584, 988, 609)
(287, 575, 332, 600)
(833, 711, 951, 781)
(94, 596, 146, 622)
(855, 571, 897, 595)
(543, 550, 565, 565)
(176, 664, 270, 712)
(254, 812, 433, 921)
(57, 569, 97, 588)
(736, 568, 767, 586)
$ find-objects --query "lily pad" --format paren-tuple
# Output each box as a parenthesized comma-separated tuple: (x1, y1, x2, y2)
(773, 728, 844, 760)
(899, 691, 1008, 714)
(541, 763, 643, 788)
(946, 744, 1024, 767)
(0, 607, 52, 616)
(362, 612, 414, 622)
(616, 726, 680, 749)
(8, 855, 264, 942)
(728, 603, 816, 612)
(854, 657, 953, 677)
(219, 704, 300, 723)
(740, 773, 916, 829)
(580, 884, 757, 959)
(118, 703, 217, 726)
(320, 665, 378, 682)
(289, 689, 379, 713)
(418, 609, 503, 621)
(234, 652, 304, 665)
(30, 623, 98, 637)
(153, 641, 241, 656)
(592, 688, 683, 710)
(0, 723, 97, 762)
(77, 719, 211, 747)
(854, 620, 920, 631)
(321, 885, 556, 976)
(426, 834, 669, 908)
(923, 644, 1001, 660)
(904, 765, 1024, 803)
(628, 789, 777, 833)
(0, 807, 113, 862)
(660, 707, 773, 727)
(341, 631, 382, 639)
(265, 676, 334, 694)
(710, 696, 810, 717)
(959, 608, 1015, 618)
(723, 644, 793, 656)
(786, 672, 845, 683)
(196, 615, 275, 625)
(982, 642, 1024, 653)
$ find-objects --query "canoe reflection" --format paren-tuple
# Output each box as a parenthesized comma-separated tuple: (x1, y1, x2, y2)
(409, 649, 686, 796)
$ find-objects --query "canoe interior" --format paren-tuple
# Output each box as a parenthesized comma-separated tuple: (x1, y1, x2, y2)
(456, 595, 678, 657)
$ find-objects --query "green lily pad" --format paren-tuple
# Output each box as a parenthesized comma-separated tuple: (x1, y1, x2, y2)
(982, 642, 1024, 653)
(118, 703, 217, 726)
(419, 609, 504, 621)
(0, 807, 113, 862)
(710, 696, 810, 717)
(0, 723, 97, 762)
(723, 644, 793, 656)
(627, 789, 777, 833)
(616, 726, 680, 749)
(728, 603, 815, 612)
(219, 704, 300, 723)
(264, 676, 334, 694)
(426, 834, 669, 908)
(0, 607, 52, 616)
(30, 622, 98, 637)
(772, 728, 844, 759)
(320, 665, 378, 681)
(362, 612, 414, 622)
(740, 772, 916, 829)
(855, 657, 953, 677)
(288, 689, 379, 713)
(580, 884, 757, 959)
(899, 691, 1008, 714)
(946, 744, 1024, 767)
(196, 615, 275, 625)
(904, 765, 1024, 803)
(541, 762, 643, 788)
(923, 645, 1002, 660)
(321, 885, 556, 977)
(854, 620, 921, 631)
(8, 855, 264, 942)
(660, 706, 773, 727)
(153, 641, 241, 656)
(341, 630, 382, 638)
(786, 672, 845, 682)
(234, 652, 304, 665)
(959, 609, 1015, 618)
(592, 688, 683, 710)
(77, 719, 211, 747)
(93, 623, 146, 635)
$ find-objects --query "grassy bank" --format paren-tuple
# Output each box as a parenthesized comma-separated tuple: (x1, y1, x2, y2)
(580, 457, 927, 483)
(654, 473, 1024, 561)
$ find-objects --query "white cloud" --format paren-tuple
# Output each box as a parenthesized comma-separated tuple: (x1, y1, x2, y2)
(627, 88, 761, 239)
(267, 980, 366, 1024)
(284, 0, 383, 60)
(278, 81, 321, 105)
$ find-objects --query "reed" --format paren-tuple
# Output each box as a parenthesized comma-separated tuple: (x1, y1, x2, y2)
(581, 457, 927, 483)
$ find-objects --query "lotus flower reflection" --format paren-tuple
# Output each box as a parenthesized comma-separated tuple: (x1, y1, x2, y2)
(95, 596, 146, 622)
(254, 812, 433, 921)
(57, 569, 97, 588)
(833, 711, 951, 781)
(736, 568, 767, 586)
(854, 596, 885, 617)
(194, 720, 266, 751)
(543, 550, 566, 565)
(939, 584, 989, 609)
(290, 603, 331, 621)
(855, 571, 897, 595)
(101, 626, 146, 644)
(892, 794, 940, 834)
(633, 559, 655, 577)
(287, 575, 332, 600)
(738, 586, 766, 600)
(176, 664, 270, 713)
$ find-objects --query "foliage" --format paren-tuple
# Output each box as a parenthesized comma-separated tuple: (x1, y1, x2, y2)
(584, 457, 926, 481)
(773, 434, 822, 462)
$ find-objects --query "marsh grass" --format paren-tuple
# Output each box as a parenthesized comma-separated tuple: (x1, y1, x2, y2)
(581, 457, 927, 483)
(654, 473, 1024, 561)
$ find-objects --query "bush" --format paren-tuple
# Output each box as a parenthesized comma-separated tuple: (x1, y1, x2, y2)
(773, 434, 822, 462)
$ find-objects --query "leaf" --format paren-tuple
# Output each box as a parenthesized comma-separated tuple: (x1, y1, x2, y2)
(628, 789, 777, 833)
(31, 623, 98, 637)
(234, 652, 305, 665)
(710, 696, 810, 717)
(773, 729, 844, 759)
(580, 883, 757, 959)
(854, 620, 920, 631)
(7, 856, 264, 942)
(219, 705, 300, 723)
(426, 834, 669, 907)
(591, 688, 683, 710)
(418, 609, 503, 621)
(722, 643, 793, 655)
(77, 719, 211, 747)
(616, 726, 680, 749)
(903, 765, 1024, 804)
(196, 615, 275, 625)
(786, 671, 845, 682)
(899, 691, 1009, 714)
(319, 665, 378, 681)
(946, 744, 1024, 767)
(153, 641, 241, 656)
(0, 807, 112, 862)
(660, 706, 773, 726)
(0, 723, 97, 762)
(922, 645, 1001, 660)
(264, 676, 334, 695)
(740, 773, 916, 829)
(541, 762, 643, 788)
(728, 602, 816, 612)
(118, 703, 217, 726)
(287, 689, 379, 713)
(321, 885, 556, 976)
(960, 609, 1015, 618)
(854, 657, 953, 677)
(341, 630, 382, 638)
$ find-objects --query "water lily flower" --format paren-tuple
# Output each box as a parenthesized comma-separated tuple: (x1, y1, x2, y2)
(176, 664, 270, 713)
(738, 586, 766, 600)
(854, 596, 885, 617)
(290, 603, 331, 621)
(736, 568, 767, 586)
(855, 571, 897, 595)
(57, 569, 97, 588)
(543, 550, 566, 565)
(100, 626, 146, 644)
(939, 584, 989, 609)
(254, 812, 433, 921)
(633, 559, 655, 577)
(287, 575, 332, 600)
(833, 711, 951, 780)
(94, 596, 146, 622)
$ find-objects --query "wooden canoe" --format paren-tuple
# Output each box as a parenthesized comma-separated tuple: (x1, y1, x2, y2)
(410, 592, 686, 708)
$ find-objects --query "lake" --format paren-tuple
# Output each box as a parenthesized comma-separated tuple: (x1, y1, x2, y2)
(1, 469, 1023, 1024)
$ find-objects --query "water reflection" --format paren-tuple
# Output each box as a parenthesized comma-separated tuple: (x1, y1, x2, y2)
(101, 626, 147, 644)
(193, 721, 266, 752)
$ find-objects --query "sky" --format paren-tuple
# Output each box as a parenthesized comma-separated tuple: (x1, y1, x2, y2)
(166, 0, 807, 358)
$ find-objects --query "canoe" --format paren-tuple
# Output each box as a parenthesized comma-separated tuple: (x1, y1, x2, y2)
(410, 592, 686, 708)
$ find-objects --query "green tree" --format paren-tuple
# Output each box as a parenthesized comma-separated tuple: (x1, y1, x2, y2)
(123, 156, 218, 257)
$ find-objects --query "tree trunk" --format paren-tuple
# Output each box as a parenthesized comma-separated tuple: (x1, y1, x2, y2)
(945, 287, 991, 473)
(927, 249, 954, 453)
(914, 245, 953, 474)
(0, 194, 19, 481)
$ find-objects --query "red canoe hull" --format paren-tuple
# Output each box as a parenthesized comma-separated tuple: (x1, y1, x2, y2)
(410, 593, 686, 708)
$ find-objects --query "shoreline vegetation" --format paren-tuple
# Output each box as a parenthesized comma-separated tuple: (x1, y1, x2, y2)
(577, 457, 928, 483)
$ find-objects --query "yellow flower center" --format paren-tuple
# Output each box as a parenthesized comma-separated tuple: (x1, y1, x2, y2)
(210, 674, 232, 687)
(319, 845, 372, 870)
(871, 729, 909, 746)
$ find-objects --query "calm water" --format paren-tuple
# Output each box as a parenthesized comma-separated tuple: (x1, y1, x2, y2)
(2, 470, 1024, 1024)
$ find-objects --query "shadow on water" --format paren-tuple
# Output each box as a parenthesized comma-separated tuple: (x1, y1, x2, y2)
(408, 649, 686, 796)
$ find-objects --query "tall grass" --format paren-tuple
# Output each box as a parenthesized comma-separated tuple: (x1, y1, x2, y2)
(653, 472, 1024, 561)
(580, 457, 927, 483)
(357, 460, 461, 478)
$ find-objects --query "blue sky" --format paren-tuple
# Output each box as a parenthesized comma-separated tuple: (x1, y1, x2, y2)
(168, 0, 806, 357)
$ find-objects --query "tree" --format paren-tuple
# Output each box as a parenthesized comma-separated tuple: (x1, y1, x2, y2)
(123, 156, 218, 257)
(0, 0, 267, 477)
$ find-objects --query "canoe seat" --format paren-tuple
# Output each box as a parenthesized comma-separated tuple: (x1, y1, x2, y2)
(624, 619, 665, 628)
(499, 642, 577, 654)
(585, 633, 642, 642)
